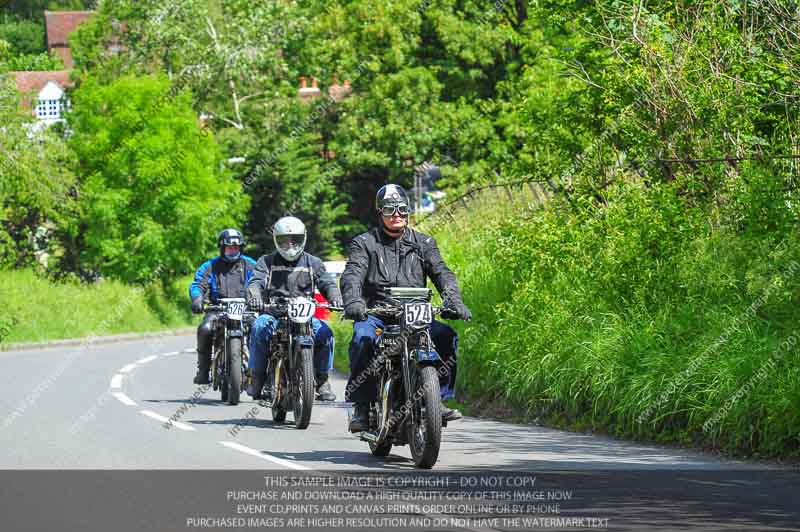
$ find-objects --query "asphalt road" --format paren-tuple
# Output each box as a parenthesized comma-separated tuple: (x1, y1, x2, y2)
(1, 334, 798, 531)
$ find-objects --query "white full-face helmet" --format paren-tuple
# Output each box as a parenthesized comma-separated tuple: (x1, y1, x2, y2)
(273, 216, 307, 261)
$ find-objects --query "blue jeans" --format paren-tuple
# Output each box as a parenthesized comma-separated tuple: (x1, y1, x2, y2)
(248, 315, 334, 378)
(345, 315, 458, 403)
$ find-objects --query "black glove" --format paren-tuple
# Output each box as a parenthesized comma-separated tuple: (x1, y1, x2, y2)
(328, 295, 344, 308)
(443, 297, 472, 321)
(344, 300, 367, 321)
(191, 296, 204, 314)
(248, 292, 264, 312)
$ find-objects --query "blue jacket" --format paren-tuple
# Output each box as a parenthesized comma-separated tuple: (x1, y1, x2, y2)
(189, 255, 257, 302)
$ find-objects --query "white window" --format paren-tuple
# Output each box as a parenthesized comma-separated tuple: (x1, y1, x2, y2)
(35, 81, 67, 123)
(36, 99, 63, 120)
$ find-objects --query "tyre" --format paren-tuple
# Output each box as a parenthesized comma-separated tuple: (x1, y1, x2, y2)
(226, 337, 242, 405)
(407, 365, 442, 469)
(293, 347, 315, 429)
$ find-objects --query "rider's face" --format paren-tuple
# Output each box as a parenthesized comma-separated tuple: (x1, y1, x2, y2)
(382, 212, 406, 232)
(224, 245, 240, 255)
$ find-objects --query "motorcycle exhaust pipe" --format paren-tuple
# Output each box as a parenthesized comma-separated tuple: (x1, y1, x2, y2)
(273, 359, 283, 403)
(377, 379, 392, 441)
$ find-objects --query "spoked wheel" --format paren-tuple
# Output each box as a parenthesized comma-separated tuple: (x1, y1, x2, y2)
(407, 366, 442, 469)
(226, 337, 242, 405)
(293, 347, 315, 429)
(270, 361, 287, 423)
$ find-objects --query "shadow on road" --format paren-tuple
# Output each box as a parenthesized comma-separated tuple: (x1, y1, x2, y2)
(441, 419, 761, 471)
(259, 448, 416, 470)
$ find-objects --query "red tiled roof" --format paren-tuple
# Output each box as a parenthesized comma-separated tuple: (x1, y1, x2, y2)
(10, 70, 73, 95)
(45, 11, 93, 47)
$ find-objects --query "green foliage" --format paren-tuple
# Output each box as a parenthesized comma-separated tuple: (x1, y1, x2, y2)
(0, 269, 193, 346)
(431, 174, 800, 458)
(0, 18, 45, 55)
(0, 49, 64, 72)
(0, 75, 77, 269)
(245, 127, 348, 258)
(67, 74, 248, 283)
(2, 1, 95, 21)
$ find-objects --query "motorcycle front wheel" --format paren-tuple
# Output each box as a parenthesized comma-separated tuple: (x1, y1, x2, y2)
(293, 347, 315, 429)
(226, 337, 242, 405)
(407, 365, 442, 469)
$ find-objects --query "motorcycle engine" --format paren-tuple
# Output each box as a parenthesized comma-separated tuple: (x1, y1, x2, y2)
(378, 325, 403, 356)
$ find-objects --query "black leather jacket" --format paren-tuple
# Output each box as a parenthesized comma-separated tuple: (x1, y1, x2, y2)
(246, 251, 341, 303)
(341, 226, 464, 307)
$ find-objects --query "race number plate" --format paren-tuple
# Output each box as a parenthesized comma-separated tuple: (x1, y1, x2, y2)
(226, 301, 246, 321)
(404, 302, 432, 327)
(288, 297, 316, 323)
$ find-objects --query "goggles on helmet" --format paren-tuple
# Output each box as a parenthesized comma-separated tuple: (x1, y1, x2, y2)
(380, 204, 409, 217)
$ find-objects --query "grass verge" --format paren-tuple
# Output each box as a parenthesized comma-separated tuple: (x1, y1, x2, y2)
(0, 269, 195, 346)
(423, 180, 800, 459)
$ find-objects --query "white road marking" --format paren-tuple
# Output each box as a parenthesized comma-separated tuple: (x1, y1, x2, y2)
(219, 441, 310, 470)
(110, 374, 124, 389)
(137, 355, 158, 364)
(119, 363, 137, 373)
(183, 348, 195, 353)
(140, 410, 196, 431)
(112, 392, 137, 406)
(162, 351, 180, 357)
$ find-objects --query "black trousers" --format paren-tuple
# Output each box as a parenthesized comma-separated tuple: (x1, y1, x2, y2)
(196, 312, 219, 360)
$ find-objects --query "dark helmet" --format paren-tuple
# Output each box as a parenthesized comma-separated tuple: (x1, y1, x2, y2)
(218, 228, 244, 262)
(375, 184, 410, 216)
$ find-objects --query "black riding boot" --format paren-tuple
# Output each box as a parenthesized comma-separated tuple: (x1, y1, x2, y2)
(349, 402, 370, 433)
(193, 350, 211, 384)
(249, 370, 267, 400)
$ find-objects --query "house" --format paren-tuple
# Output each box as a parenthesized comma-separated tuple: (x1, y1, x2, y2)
(9, 10, 92, 127)
(44, 10, 93, 68)
(10, 70, 73, 126)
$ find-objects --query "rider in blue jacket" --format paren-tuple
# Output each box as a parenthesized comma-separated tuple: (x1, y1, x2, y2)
(189, 228, 257, 384)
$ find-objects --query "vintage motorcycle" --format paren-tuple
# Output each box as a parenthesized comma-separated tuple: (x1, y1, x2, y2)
(205, 298, 254, 405)
(351, 287, 450, 469)
(253, 297, 333, 429)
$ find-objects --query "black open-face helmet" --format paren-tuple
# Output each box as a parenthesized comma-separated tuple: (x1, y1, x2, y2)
(375, 184, 410, 217)
(218, 228, 244, 262)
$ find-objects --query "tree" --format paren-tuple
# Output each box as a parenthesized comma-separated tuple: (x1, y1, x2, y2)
(2, 1, 96, 21)
(0, 74, 77, 269)
(0, 18, 46, 55)
(245, 128, 348, 258)
(0, 47, 64, 72)
(67, 74, 248, 283)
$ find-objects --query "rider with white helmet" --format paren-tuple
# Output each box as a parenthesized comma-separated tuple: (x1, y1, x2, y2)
(246, 216, 343, 401)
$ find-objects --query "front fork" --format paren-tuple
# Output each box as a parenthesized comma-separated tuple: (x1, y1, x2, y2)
(274, 325, 314, 404)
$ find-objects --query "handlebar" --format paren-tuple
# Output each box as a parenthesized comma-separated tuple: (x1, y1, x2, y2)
(245, 301, 344, 315)
(366, 306, 444, 317)
(203, 303, 258, 317)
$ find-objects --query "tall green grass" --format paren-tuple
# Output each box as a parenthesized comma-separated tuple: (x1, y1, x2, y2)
(0, 269, 194, 346)
(427, 179, 800, 458)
